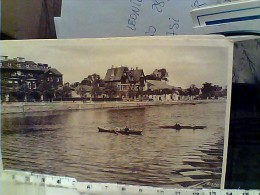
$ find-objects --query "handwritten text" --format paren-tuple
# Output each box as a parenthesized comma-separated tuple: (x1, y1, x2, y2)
(152, 0, 165, 13)
(145, 25, 157, 36)
(127, 0, 143, 31)
(192, 0, 206, 8)
(166, 17, 179, 35)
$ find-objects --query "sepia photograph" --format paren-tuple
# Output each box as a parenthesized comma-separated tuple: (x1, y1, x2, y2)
(1, 36, 233, 189)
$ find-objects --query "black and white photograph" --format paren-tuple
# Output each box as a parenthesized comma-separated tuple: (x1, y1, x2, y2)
(1, 36, 233, 189)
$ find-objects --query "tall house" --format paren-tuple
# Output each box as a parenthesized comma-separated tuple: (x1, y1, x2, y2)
(1, 56, 63, 101)
(104, 66, 146, 98)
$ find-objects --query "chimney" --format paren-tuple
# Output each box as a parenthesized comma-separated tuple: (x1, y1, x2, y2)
(136, 67, 138, 70)
(43, 64, 48, 69)
(1, 56, 8, 61)
(17, 57, 25, 62)
(111, 65, 114, 68)
(110, 66, 115, 78)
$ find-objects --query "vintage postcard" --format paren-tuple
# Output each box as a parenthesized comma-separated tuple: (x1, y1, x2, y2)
(1, 36, 233, 191)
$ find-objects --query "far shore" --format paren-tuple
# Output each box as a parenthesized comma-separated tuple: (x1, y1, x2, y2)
(1, 99, 226, 114)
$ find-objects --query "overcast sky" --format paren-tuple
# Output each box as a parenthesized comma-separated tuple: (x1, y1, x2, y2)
(1, 36, 233, 88)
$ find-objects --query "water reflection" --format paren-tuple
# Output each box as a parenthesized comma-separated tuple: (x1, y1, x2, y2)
(2, 102, 226, 188)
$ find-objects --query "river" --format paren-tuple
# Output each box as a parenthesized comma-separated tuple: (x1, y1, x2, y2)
(1, 102, 227, 188)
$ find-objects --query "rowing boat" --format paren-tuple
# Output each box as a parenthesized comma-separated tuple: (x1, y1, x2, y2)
(98, 127, 142, 135)
(160, 125, 206, 130)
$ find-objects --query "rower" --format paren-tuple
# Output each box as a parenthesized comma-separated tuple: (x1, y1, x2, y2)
(124, 126, 130, 132)
(175, 123, 181, 129)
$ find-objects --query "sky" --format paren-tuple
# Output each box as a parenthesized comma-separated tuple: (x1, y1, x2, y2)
(1, 36, 233, 88)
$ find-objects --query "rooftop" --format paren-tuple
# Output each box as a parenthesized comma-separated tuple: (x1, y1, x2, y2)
(104, 66, 145, 82)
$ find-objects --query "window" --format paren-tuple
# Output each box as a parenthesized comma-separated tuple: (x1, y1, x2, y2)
(57, 78, 60, 82)
(17, 64, 21, 68)
(17, 71, 21, 76)
(27, 82, 31, 89)
(26, 64, 30, 68)
(14, 81, 18, 84)
(32, 82, 36, 89)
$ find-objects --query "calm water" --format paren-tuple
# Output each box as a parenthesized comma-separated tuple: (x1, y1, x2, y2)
(2, 102, 226, 188)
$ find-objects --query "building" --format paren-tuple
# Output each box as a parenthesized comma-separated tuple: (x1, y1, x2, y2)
(104, 66, 146, 99)
(0, 56, 63, 102)
(146, 80, 179, 101)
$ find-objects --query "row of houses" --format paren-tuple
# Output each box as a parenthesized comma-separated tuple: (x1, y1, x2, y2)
(1, 56, 225, 102)
(70, 66, 226, 101)
(69, 66, 190, 101)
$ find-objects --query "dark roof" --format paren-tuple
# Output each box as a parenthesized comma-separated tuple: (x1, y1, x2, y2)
(104, 67, 145, 82)
(45, 68, 62, 76)
(104, 67, 128, 82)
(1, 59, 47, 71)
(129, 69, 145, 82)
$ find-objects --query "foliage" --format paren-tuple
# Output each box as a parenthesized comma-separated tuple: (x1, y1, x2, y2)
(55, 86, 72, 98)
(128, 87, 137, 99)
(201, 82, 224, 99)
(16, 83, 30, 101)
(146, 68, 169, 81)
(103, 84, 118, 98)
(75, 85, 89, 97)
(81, 73, 104, 97)
(0, 79, 12, 101)
(187, 84, 200, 96)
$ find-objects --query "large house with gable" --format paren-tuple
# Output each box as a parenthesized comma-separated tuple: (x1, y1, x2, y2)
(103, 66, 146, 99)
(1, 56, 63, 102)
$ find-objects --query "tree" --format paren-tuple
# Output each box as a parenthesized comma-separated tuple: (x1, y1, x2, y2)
(81, 74, 104, 98)
(201, 82, 213, 99)
(38, 80, 55, 102)
(28, 90, 42, 101)
(128, 87, 137, 99)
(211, 85, 223, 99)
(146, 68, 169, 81)
(201, 83, 224, 99)
(156, 68, 169, 82)
(187, 84, 200, 97)
(0, 78, 11, 101)
(55, 86, 72, 99)
(103, 84, 118, 98)
(81, 74, 101, 86)
(16, 83, 30, 101)
(75, 85, 89, 98)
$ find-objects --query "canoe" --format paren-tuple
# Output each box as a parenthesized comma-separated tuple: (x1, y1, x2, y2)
(98, 127, 142, 135)
(160, 125, 206, 130)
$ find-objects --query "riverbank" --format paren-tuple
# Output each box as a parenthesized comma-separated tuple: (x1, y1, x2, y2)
(1, 100, 226, 114)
